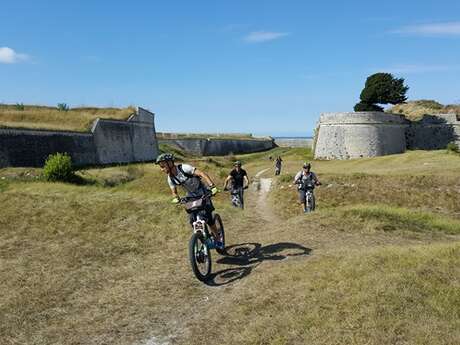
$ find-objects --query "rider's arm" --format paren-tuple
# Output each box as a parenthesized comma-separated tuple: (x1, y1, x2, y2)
(194, 169, 216, 188)
(223, 175, 233, 189)
(294, 171, 302, 184)
(313, 173, 321, 185)
(243, 175, 249, 188)
(170, 186, 179, 198)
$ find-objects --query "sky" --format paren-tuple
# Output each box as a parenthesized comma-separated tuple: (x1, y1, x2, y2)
(1, 1, 460, 136)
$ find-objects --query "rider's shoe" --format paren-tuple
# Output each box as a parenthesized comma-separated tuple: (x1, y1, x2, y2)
(214, 240, 224, 250)
(206, 238, 215, 249)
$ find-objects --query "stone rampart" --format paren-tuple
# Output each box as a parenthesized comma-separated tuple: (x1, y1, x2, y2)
(274, 138, 313, 148)
(0, 107, 159, 168)
(159, 137, 275, 156)
(314, 112, 460, 160)
(314, 112, 408, 160)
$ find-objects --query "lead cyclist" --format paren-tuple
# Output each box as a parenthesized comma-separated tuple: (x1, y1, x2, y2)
(155, 153, 223, 248)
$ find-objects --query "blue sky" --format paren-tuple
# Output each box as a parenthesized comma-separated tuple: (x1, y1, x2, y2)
(1, 1, 459, 136)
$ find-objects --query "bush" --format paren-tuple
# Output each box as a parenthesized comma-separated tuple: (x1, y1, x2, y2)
(446, 142, 459, 153)
(354, 102, 384, 112)
(57, 103, 70, 111)
(15, 103, 25, 111)
(43, 153, 75, 182)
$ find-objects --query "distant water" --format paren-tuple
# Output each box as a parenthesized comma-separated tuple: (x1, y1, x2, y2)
(273, 136, 313, 139)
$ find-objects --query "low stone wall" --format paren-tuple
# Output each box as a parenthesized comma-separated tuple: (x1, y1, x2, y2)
(0, 107, 159, 168)
(274, 138, 313, 148)
(159, 138, 275, 156)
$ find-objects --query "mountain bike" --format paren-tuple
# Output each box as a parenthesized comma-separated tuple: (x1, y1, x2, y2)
(180, 192, 225, 282)
(304, 183, 316, 212)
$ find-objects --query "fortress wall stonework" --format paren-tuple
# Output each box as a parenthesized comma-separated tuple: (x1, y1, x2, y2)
(158, 138, 275, 156)
(314, 112, 460, 160)
(314, 112, 408, 160)
(0, 107, 159, 168)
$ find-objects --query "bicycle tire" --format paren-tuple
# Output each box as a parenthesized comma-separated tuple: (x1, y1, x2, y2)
(213, 213, 226, 255)
(188, 232, 212, 281)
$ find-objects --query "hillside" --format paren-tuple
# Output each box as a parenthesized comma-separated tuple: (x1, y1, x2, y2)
(0, 104, 135, 132)
(388, 100, 460, 120)
(1, 148, 460, 345)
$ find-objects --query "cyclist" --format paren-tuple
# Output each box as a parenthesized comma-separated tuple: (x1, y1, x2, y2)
(294, 162, 321, 213)
(155, 153, 223, 247)
(275, 156, 283, 175)
(223, 161, 249, 209)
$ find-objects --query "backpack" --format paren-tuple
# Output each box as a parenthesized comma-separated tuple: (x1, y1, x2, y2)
(169, 164, 201, 187)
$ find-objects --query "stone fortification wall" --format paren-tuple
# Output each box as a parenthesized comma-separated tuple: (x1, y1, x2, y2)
(159, 138, 275, 156)
(314, 112, 460, 160)
(274, 138, 313, 148)
(0, 128, 97, 167)
(406, 114, 460, 150)
(314, 112, 408, 160)
(0, 107, 159, 168)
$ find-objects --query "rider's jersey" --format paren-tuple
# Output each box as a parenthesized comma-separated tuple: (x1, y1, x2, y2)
(229, 168, 247, 188)
(294, 171, 318, 190)
(168, 164, 206, 197)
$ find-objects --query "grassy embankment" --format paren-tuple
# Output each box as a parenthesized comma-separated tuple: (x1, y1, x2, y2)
(0, 104, 135, 132)
(1, 147, 460, 345)
(388, 100, 460, 120)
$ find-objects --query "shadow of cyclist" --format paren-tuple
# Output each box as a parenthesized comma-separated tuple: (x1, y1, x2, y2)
(205, 242, 312, 286)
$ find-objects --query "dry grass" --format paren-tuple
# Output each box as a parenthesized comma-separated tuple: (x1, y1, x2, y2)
(0, 104, 135, 132)
(389, 100, 460, 120)
(1, 148, 460, 345)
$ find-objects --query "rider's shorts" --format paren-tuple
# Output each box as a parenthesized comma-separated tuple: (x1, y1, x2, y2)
(188, 199, 215, 226)
(298, 190, 306, 203)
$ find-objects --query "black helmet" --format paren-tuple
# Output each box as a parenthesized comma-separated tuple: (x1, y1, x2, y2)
(234, 161, 242, 167)
(155, 153, 174, 164)
(303, 162, 311, 169)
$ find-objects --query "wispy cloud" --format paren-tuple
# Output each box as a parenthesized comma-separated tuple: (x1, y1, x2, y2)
(374, 64, 460, 74)
(0, 47, 29, 64)
(391, 22, 460, 36)
(243, 31, 289, 43)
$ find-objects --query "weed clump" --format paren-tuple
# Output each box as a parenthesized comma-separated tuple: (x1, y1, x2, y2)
(446, 142, 459, 154)
(57, 103, 70, 112)
(43, 153, 75, 182)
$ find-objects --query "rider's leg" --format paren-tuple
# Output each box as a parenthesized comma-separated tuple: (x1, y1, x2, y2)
(239, 187, 244, 209)
(298, 190, 307, 212)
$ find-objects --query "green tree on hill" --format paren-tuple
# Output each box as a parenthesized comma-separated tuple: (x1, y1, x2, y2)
(354, 73, 409, 112)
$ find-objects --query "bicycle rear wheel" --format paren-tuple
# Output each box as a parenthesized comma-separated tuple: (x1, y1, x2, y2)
(213, 213, 226, 255)
(188, 232, 212, 281)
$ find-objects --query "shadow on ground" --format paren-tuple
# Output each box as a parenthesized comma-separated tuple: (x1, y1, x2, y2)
(206, 242, 312, 286)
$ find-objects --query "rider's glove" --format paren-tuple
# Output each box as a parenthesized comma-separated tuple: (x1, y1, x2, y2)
(171, 197, 180, 204)
(211, 187, 218, 195)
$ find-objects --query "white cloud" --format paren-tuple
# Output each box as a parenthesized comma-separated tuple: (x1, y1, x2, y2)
(375, 64, 460, 74)
(392, 22, 460, 36)
(243, 31, 289, 43)
(0, 47, 29, 64)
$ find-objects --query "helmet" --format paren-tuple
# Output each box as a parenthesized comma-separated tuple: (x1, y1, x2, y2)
(234, 161, 242, 167)
(303, 162, 311, 169)
(155, 153, 174, 164)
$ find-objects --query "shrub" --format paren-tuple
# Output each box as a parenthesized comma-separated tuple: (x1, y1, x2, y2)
(15, 103, 25, 111)
(57, 103, 70, 111)
(446, 142, 459, 153)
(43, 153, 75, 182)
(354, 102, 383, 112)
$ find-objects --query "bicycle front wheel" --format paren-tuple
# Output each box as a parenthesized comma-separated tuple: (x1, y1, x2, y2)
(188, 232, 212, 282)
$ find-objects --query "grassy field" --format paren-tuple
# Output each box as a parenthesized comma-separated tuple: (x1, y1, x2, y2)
(1, 148, 460, 345)
(0, 104, 135, 132)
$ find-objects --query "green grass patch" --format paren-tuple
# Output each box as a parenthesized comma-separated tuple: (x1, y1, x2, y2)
(344, 205, 460, 235)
